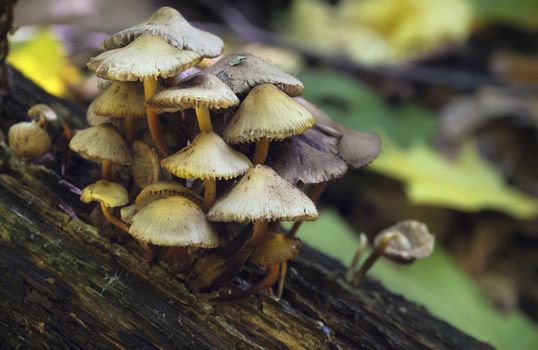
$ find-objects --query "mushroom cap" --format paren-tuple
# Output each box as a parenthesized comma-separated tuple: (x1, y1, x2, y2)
(268, 125, 347, 185)
(87, 100, 125, 133)
(294, 97, 334, 126)
(80, 180, 129, 208)
(161, 132, 252, 180)
(374, 220, 435, 263)
(92, 82, 146, 118)
(224, 84, 316, 143)
(250, 232, 302, 267)
(102, 6, 223, 58)
(88, 35, 202, 82)
(69, 124, 132, 164)
(207, 165, 318, 222)
(335, 125, 381, 169)
(120, 204, 137, 225)
(8, 122, 51, 159)
(204, 53, 304, 96)
(135, 181, 202, 208)
(132, 141, 160, 189)
(146, 74, 239, 112)
(27, 104, 57, 122)
(129, 196, 219, 247)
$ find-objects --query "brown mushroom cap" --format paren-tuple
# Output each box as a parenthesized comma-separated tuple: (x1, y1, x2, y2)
(69, 124, 132, 165)
(135, 181, 202, 208)
(102, 6, 223, 58)
(146, 74, 239, 112)
(204, 53, 304, 96)
(335, 125, 381, 169)
(250, 232, 302, 267)
(294, 97, 334, 126)
(224, 84, 316, 144)
(8, 122, 51, 159)
(132, 141, 160, 189)
(129, 196, 218, 247)
(161, 132, 252, 180)
(207, 165, 318, 222)
(268, 125, 347, 184)
(80, 180, 129, 208)
(88, 35, 201, 82)
(374, 220, 435, 263)
(92, 82, 146, 118)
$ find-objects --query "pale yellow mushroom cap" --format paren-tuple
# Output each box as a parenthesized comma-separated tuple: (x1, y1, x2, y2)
(146, 74, 239, 112)
(102, 6, 224, 58)
(8, 122, 51, 159)
(205, 53, 304, 96)
(80, 180, 129, 208)
(161, 132, 252, 180)
(250, 232, 302, 268)
(69, 124, 132, 165)
(135, 181, 202, 208)
(224, 84, 315, 143)
(374, 220, 435, 263)
(88, 35, 202, 82)
(132, 141, 160, 189)
(87, 100, 125, 133)
(92, 82, 146, 118)
(207, 165, 318, 222)
(129, 196, 219, 247)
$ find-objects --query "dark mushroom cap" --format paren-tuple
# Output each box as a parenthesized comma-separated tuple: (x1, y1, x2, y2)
(250, 232, 302, 268)
(335, 125, 381, 169)
(374, 220, 435, 263)
(204, 53, 304, 96)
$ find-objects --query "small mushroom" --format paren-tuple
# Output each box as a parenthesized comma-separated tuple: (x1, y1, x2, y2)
(69, 124, 132, 180)
(131, 141, 160, 189)
(352, 220, 435, 284)
(87, 99, 125, 133)
(8, 104, 53, 159)
(80, 180, 129, 234)
(135, 181, 202, 209)
(224, 84, 316, 165)
(161, 132, 252, 211)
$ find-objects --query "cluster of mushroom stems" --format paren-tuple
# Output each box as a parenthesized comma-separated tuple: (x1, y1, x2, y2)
(7, 6, 392, 299)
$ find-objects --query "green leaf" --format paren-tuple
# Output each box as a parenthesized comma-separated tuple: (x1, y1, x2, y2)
(471, 0, 538, 28)
(296, 210, 538, 350)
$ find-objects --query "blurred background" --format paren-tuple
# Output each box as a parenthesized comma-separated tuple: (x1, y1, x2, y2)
(8, 0, 538, 348)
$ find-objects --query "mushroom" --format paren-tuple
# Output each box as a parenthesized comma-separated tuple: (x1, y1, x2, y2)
(205, 53, 304, 96)
(131, 141, 160, 189)
(69, 124, 132, 180)
(91, 82, 146, 142)
(87, 99, 125, 133)
(102, 6, 224, 58)
(201, 165, 318, 291)
(352, 220, 435, 284)
(87, 34, 202, 156)
(135, 181, 202, 209)
(224, 83, 316, 165)
(161, 132, 252, 211)
(80, 180, 129, 234)
(8, 104, 53, 159)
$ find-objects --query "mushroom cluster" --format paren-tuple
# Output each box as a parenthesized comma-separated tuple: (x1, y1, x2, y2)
(66, 6, 381, 299)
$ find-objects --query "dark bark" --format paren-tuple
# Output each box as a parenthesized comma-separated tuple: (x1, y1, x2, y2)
(0, 65, 493, 349)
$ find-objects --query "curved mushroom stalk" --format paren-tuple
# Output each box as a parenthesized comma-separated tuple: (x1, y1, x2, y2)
(144, 78, 169, 156)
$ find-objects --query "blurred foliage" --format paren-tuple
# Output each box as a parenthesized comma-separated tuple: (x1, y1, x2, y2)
(300, 69, 538, 218)
(471, 0, 538, 28)
(295, 210, 538, 350)
(7, 28, 80, 96)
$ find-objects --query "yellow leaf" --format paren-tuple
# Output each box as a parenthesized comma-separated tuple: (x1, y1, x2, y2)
(7, 28, 80, 96)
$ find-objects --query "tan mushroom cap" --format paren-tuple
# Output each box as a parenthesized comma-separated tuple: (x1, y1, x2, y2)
(102, 6, 223, 58)
(146, 74, 239, 112)
(129, 196, 219, 247)
(207, 165, 318, 222)
(335, 125, 381, 169)
(224, 84, 316, 144)
(8, 122, 51, 159)
(161, 132, 252, 180)
(27, 104, 57, 122)
(250, 232, 302, 268)
(92, 82, 146, 118)
(268, 125, 347, 185)
(87, 100, 125, 133)
(120, 204, 137, 225)
(205, 53, 304, 96)
(69, 124, 132, 165)
(374, 220, 435, 263)
(80, 180, 129, 208)
(135, 181, 202, 208)
(88, 35, 202, 82)
(132, 141, 160, 189)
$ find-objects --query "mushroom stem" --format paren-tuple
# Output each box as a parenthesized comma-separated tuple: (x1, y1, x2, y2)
(101, 159, 112, 180)
(100, 202, 130, 233)
(195, 106, 213, 132)
(250, 220, 269, 246)
(125, 116, 136, 143)
(143, 78, 169, 156)
(203, 178, 216, 212)
(252, 138, 270, 165)
(276, 261, 287, 300)
(166, 76, 177, 87)
(345, 234, 368, 282)
(217, 264, 280, 301)
(36, 115, 47, 128)
(352, 232, 398, 284)
(288, 182, 327, 237)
